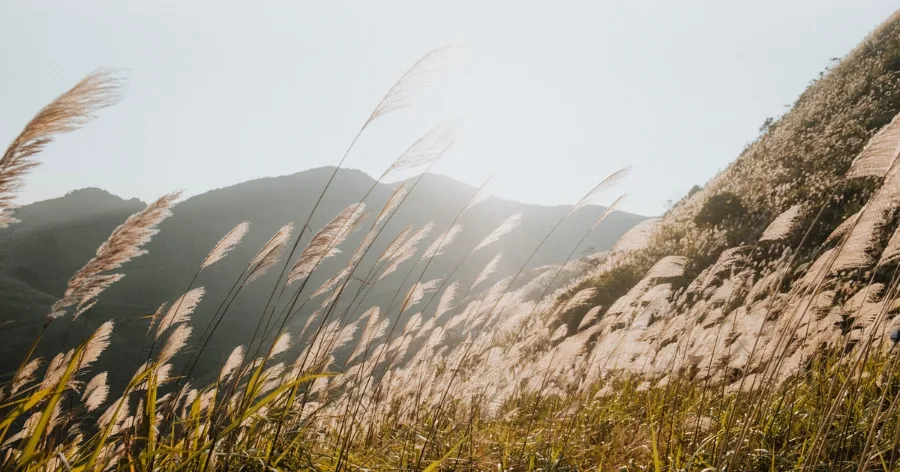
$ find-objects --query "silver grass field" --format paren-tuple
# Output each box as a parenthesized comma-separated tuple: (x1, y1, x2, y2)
(7, 12, 900, 472)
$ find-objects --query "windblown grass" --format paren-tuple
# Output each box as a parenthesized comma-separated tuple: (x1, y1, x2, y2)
(7, 12, 900, 472)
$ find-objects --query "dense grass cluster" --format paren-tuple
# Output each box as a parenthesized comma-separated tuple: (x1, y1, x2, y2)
(6, 11, 900, 472)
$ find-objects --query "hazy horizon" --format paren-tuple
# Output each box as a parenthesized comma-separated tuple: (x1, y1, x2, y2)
(2, 1, 898, 216)
(50, 165, 656, 215)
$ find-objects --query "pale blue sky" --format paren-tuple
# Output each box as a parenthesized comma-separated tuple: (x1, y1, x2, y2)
(1, 1, 897, 216)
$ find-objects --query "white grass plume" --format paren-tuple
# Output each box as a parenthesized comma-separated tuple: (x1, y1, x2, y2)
(348, 231, 380, 270)
(245, 223, 293, 285)
(379, 226, 413, 263)
(349, 319, 388, 365)
(11, 357, 43, 395)
(312, 267, 352, 299)
(288, 203, 367, 284)
(392, 222, 434, 262)
(700, 246, 752, 291)
(69, 275, 123, 318)
(179, 388, 197, 417)
(560, 288, 597, 315)
(98, 396, 129, 429)
(324, 323, 358, 361)
(359, 306, 381, 336)
(832, 176, 899, 272)
(846, 111, 900, 179)
(445, 307, 470, 332)
(349, 307, 385, 359)
(259, 363, 286, 394)
(81, 321, 114, 372)
(383, 120, 456, 178)
(201, 222, 250, 270)
(880, 223, 900, 265)
(550, 324, 569, 342)
(299, 310, 321, 339)
(146, 303, 168, 335)
(590, 194, 627, 230)
(41, 350, 73, 391)
(434, 281, 459, 322)
(611, 218, 660, 253)
(473, 213, 522, 253)
(298, 321, 340, 368)
(379, 222, 434, 280)
(403, 312, 423, 336)
(82, 372, 109, 412)
(0, 70, 122, 229)
(826, 209, 862, 244)
(53, 192, 180, 318)
(3, 412, 39, 448)
(577, 306, 603, 331)
(154, 288, 204, 340)
(219, 346, 244, 382)
(271, 333, 292, 357)
(422, 224, 463, 259)
(472, 253, 502, 289)
(797, 248, 838, 289)
(251, 223, 294, 267)
(387, 334, 411, 358)
(567, 167, 631, 216)
(760, 204, 804, 242)
(158, 324, 191, 364)
(376, 183, 411, 227)
(366, 45, 456, 126)
(415, 318, 435, 339)
(645, 256, 688, 279)
(426, 326, 446, 347)
(73, 299, 100, 320)
(402, 279, 441, 311)
(318, 286, 342, 311)
(155, 365, 175, 386)
(831, 209, 884, 272)
(462, 185, 491, 215)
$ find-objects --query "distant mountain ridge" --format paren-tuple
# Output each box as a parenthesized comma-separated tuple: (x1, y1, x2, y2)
(0, 167, 644, 386)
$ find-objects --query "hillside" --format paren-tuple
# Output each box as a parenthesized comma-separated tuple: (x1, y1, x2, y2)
(515, 12, 900, 390)
(0, 168, 643, 387)
(7, 9, 900, 471)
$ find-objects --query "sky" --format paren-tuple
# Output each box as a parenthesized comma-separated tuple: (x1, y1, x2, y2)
(1, 1, 898, 217)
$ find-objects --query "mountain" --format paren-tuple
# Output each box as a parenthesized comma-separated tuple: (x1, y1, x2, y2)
(0, 167, 644, 387)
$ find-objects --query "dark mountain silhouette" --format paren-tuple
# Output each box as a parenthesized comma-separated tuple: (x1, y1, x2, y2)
(0, 167, 644, 387)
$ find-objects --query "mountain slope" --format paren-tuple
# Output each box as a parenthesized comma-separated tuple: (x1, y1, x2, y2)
(0, 167, 644, 385)
(523, 10, 900, 388)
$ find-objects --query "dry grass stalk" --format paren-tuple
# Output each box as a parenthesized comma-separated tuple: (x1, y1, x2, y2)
(201, 222, 250, 270)
(0, 71, 122, 228)
(51, 192, 180, 318)
(473, 213, 522, 253)
(288, 203, 366, 284)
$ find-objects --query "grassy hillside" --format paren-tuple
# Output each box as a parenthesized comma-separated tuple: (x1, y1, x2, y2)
(0, 169, 643, 393)
(5, 11, 900, 472)
(557, 10, 900, 332)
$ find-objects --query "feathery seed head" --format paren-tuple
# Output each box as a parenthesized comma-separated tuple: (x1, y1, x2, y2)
(158, 324, 192, 364)
(474, 213, 522, 253)
(288, 203, 366, 284)
(201, 222, 250, 269)
(219, 346, 245, 381)
(155, 287, 204, 339)
(0, 71, 123, 229)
